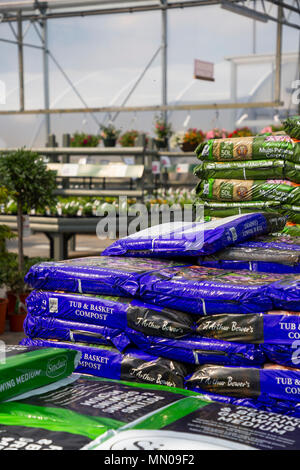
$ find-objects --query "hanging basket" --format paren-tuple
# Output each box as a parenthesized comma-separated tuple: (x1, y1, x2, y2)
(180, 142, 199, 152)
(103, 138, 117, 147)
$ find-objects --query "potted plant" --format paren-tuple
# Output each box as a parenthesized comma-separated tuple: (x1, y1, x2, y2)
(0, 225, 16, 328)
(0, 149, 57, 273)
(171, 128, 205, 152)
(119, 130, 139, 147)
(0, 189, 12, 334)
(0, 255, 46, 331)
(100, 124, 121, 147)
(153, 116, 173, 150)
(70, 132, 100, 147)
(228, 127, 253, 138)
(206, 128, 229, 140)
(0, 150, 56, 331)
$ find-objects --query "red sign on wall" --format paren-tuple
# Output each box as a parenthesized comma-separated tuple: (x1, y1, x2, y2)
(194, 60, 215, 82)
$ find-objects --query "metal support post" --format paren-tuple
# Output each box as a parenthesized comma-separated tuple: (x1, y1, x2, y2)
(42, 18, 51, 141)
(274, 1, 283, 103)
(17, 10, 25, 111)
(161, 0, 168, 123)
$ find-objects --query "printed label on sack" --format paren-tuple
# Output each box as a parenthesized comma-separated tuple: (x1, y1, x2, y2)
(46, 356, 68, 378)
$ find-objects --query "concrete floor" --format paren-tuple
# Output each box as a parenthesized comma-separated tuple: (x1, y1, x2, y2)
(1, 232, 114, 345)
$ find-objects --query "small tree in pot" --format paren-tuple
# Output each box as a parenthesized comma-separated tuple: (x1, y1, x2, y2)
(0, 149, 57, 272)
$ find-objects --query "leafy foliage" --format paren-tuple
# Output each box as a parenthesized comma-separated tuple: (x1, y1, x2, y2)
(0, 149, 57, 214)
(70, 132, 100, 147)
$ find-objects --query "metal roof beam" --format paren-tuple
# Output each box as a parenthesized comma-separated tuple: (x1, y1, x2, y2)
(0, 101, 284, 115)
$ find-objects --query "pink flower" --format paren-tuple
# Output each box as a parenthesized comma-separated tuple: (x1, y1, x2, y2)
(260, 126, 273, 134)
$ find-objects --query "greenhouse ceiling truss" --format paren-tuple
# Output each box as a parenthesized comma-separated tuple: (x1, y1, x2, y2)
(0, 0, 299, 138)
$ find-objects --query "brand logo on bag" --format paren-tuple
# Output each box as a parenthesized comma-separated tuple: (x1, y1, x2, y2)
(46, 356, 68, 378)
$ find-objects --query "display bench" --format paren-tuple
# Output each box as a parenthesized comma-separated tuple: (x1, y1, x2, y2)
(0, 210, 184, 260)
(48, 163, 146, 199)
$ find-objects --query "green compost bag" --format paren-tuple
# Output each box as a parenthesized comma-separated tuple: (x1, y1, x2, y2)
(195, 135, 300, 163)
(282, 205, 300, 224)
(196, 179, 300, 205)
(282, 224, 300, 237)
(194, 160, 300, 183)
(0, 345, 79, 402)
(87, 394, 300, 450)
(283, 116, 300, 140)
(194, 200, 283, 218)
(0, 375, 198, 450)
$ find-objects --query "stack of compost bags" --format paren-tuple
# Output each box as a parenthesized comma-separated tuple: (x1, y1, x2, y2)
(20, 212, 300, 417)
(194, 134, 300, 225)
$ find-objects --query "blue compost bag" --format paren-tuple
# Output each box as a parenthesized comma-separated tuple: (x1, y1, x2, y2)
(186, 363, 300, 403)
(195, 312, 300, 345)
(262, 343, 300, 369)
(198, 234, 300, 274)
(24, 256, 187, 297)
(20, 338, 190, 389)
(102, 213, 286, 258)
(267, 276, 300, 311)
(138, 265, 283, 314)
(23, 314, 131, 352)
(26, 291, 195, 339)
(126, 328, 265, 366)
(198, 259, 300, 274)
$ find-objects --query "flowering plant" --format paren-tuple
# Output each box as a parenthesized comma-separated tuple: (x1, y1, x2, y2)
(119, 130, 139, 147)
(170, 129, 205, 150)
(206, 128, 229, 140)
(228, 127, 253, 138)
(100, 124, 121, 141)
(70, 132, 100, 147)
(182, 128, 205, 145)
(153, 116, 173, 140)
(260, 124, 285, 134)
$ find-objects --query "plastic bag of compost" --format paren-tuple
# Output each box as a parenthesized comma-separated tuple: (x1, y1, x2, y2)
(196, 135, 299, 162)
(0, 345, 79, 402)
(195, 200, 283, 218)
(26, 291, 195, 339)
(267, 276, 300, 311)
(23, 314, 131, 351)
(282, 223, 300, 237)
(138, 265, 285, 314)
(102, 213, 286, 258)
(87, 393, 300, 450)
(262, 343, 300, 369)
(24, 256, 184, 296)
(194, 160, 300, 183)
(195, 312, 300, 345)
(0, 376, 198, 450)
(283, 116, 300, 140)
(20, 338, 190, 389)
(198, 234, 300, 274)
(196, 179, 300, 204)
(186, 363, 300, 402)
(125, 329, 265, 366)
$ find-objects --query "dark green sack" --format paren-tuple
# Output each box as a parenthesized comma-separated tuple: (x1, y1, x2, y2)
(196, 179, 300, 205)
(195, 200, 283, 218)
(196, 135, 300, 163)
(194, 160, 300, 183)
(283, 116, 300, 140)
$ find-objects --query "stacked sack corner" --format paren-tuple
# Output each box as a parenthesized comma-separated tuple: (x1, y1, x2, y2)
(20, 209, 300, 417)
(193, 115, 300, 237)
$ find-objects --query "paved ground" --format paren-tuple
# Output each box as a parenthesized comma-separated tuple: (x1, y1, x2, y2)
(1, 233, 114, 345)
